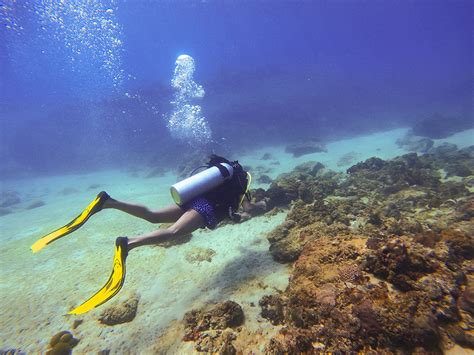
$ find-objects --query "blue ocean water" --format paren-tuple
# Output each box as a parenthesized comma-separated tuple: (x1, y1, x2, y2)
(1, 2, 474, 353)
(0, 0, 472, 175)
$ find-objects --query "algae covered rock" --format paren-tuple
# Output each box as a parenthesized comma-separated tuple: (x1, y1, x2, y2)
(363, 238, 438, 291)
(260, 152, 273, 160)
(98, 293, 140, 325)
(265, 164, 336, 209)
(266, 327, 314, 353)
(293, 161, 325, 176)
(412, 113, 473, 139)
(458, 284, 474, 315)
(0, 191, 21, 208)
(183, 300, 244, 341)
(185, 247, 216, 263)
(259, 294, 285, 325)
(58, 187, 78, 196)
(45, 330, 79, 355)
(261, 148, 473, 352)
(0, 349, 26, 355)
(0, 207, 12, 216)
(194, 328, 237, 354)
(257, 174, 272, 184)
(396, 131, 434, 153)
(26, 200, 45, 209)
(285, 140, 327, 157)
(337, 151, 360, 167)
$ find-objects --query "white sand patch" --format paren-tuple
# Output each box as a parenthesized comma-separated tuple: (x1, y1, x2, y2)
(0, 167, 288, 352)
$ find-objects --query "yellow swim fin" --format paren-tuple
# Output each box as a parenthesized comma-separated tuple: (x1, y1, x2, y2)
(69, 237, 128, 315)
(31, 191, 110, 253)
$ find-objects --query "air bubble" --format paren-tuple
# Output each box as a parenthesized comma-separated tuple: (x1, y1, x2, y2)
(166, 55, 212, 145)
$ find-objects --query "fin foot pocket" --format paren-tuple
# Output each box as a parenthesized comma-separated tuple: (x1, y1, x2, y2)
(69, 237, 128, 315)
(30, 191, 110, 253)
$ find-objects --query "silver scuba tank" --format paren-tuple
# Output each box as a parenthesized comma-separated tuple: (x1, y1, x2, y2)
(170, 163, 234, 205)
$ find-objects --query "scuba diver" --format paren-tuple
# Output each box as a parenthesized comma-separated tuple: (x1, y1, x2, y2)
(31, 155, 267, 315)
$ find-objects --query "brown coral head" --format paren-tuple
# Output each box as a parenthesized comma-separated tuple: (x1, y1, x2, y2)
(338, 263, 363, 284)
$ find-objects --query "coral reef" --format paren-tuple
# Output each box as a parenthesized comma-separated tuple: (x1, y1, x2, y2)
(257, 148, 474, 352)
(285, 141, 327, 157)
(98, 294, 140, 325)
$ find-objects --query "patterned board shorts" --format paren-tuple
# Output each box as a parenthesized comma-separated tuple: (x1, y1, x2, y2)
(183, 197, 218, 229)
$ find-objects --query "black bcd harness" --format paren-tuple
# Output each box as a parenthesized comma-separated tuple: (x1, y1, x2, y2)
(206, 154, 251, 220)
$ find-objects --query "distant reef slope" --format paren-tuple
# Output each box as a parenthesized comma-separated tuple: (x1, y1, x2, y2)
(413, 113, 474, 139)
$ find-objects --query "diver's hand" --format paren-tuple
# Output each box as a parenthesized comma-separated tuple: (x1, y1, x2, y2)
(230, 213, 242, 223)
(239, 212, 252, 222)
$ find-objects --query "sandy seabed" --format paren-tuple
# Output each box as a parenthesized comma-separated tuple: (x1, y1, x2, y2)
(0, 127, 472, 353)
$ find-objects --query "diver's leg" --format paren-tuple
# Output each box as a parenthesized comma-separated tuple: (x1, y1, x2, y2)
(127, 209, 205, 251)
(103, 199, 185, 224)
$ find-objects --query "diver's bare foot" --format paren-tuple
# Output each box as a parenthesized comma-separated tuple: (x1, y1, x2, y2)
(115, 236, 129, 257)
(101, 194, 117, 209)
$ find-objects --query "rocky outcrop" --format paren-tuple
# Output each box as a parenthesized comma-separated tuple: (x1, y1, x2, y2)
(396, 131, 434, 153)
(260, 148, 474, 352)
(183, 301, 244, 341)
(183, 301, 244, 353)
(412, 113, 474, 139)
(285, 141, 327, 157)
(0, 191, 20, 208)
(185, 247, 216, 264)
(46, 331, 79, 355)
(363, 238, 438, 291)
(98, 294, 140, 325)
(259, 294, 285, 325)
